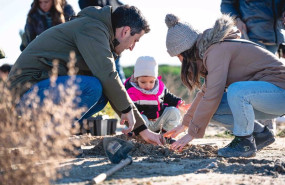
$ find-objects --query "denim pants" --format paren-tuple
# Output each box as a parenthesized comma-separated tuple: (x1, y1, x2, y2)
(212, 81, 285, 136)
(142, 106, 181, 132)
(18, 75, 107, 124)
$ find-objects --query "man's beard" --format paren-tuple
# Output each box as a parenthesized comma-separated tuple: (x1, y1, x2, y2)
(113, 38, 121, 55)
(113, 39, 120, 48)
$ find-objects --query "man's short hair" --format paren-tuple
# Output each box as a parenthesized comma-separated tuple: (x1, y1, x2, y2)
(0, 64, 12, 73)
(112, 5, 150, 36)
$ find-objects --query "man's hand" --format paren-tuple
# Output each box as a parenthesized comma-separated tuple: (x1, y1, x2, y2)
(163, 124, 188, 138)
(236, 18, 248, 39)
(139, 129, 164, 145)
(170, 134, 194, 152)
(120, 109, 135, 134)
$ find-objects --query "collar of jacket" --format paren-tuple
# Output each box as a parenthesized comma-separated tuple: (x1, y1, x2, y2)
(77, 6, 116, 52)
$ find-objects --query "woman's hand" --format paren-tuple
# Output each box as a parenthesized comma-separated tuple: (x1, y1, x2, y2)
(163, 124, 188, 138)
(139, 129, 165, 145)
(170, 134, 194, 152)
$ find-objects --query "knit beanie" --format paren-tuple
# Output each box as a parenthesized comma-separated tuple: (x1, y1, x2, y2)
(165, 14, 200, 57)
(134, 56, 158, 78)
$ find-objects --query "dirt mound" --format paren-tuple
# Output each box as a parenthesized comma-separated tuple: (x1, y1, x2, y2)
(203, 157, 285, 176)
(77, 135, 285, 176)
(81, 134, 217, 159)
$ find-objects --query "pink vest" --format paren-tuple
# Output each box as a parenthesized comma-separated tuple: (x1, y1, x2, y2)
(126, 76, 165, 118)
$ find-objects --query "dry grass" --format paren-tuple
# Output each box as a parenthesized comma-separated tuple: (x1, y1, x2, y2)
(0, 52, 85, 185)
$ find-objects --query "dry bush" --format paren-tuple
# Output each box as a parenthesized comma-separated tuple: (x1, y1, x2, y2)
(0, 52, 85, 185)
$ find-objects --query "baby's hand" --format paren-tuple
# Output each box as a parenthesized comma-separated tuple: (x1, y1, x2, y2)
(178, 101, 191, 113)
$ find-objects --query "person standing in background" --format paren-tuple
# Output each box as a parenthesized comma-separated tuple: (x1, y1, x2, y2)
(163, 13, 285, 157)
(20, 0, 75, 51)
(220, 0, 285, 54)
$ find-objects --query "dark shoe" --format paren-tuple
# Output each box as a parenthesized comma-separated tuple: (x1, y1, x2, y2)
(253, 126, 275, 151)
(218, 136, 257, 158)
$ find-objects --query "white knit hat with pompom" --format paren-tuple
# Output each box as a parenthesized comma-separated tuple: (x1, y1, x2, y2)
(165, 14, 200, 57)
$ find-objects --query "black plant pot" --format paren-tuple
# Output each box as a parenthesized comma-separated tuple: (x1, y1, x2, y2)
(86, 116, 118, 136)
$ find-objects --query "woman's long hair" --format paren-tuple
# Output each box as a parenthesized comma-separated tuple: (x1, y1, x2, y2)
(180, 42, 202, 91)
(28, 0, 65, 26)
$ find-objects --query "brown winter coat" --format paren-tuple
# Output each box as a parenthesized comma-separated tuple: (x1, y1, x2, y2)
(182, 16, 285, 138)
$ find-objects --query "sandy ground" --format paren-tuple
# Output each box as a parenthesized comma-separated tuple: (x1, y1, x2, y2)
(53, 122, 285, 185)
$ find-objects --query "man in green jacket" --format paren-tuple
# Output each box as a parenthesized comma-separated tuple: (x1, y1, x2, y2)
(8, 5, 163, 145)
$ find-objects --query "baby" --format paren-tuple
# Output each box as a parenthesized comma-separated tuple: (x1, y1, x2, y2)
(125, 56, 190, 134)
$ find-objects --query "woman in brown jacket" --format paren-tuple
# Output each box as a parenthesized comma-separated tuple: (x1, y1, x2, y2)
(163, 14, 285, 157)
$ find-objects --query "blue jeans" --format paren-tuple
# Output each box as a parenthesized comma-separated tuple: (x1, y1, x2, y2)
(18, 75, 107, 124)
(212, 81, 285, 136)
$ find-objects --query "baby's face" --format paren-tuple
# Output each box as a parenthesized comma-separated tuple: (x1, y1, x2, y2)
(137, 76, 156, 90)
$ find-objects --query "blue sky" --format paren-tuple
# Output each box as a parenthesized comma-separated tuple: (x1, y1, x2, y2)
(0, 0, 221, 66)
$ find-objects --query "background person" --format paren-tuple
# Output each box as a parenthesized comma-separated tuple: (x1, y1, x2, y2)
(20, 0, 75, 51)
(220, 0, 285, 54)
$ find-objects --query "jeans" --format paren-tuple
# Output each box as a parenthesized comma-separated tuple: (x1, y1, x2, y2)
(18, 75, 107, 124)
(212, 81, 285, 136)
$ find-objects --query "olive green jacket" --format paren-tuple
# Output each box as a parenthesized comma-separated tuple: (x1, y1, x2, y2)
(8, 6, 145, 131)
